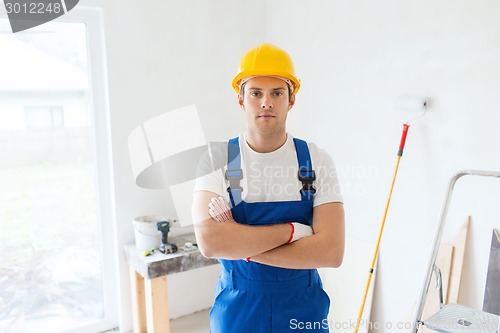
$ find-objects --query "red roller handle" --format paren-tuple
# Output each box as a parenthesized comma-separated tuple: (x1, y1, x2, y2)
(398, 123, 410, 156)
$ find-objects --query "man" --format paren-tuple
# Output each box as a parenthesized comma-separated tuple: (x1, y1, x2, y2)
(192, 43, 345, 332)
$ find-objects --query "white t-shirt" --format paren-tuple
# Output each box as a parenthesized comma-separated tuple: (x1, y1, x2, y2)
(194, 133, 343, 207)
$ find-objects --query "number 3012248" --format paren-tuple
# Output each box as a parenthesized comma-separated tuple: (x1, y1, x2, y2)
(5, 2, 63, 14)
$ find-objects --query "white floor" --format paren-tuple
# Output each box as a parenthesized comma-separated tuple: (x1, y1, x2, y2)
(170, 309, 211, 333)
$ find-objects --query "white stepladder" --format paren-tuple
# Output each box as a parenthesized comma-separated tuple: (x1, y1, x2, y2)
(410, 170, 500, 333)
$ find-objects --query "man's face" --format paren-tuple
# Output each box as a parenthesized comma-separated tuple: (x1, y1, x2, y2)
(238, 76, 295, 136)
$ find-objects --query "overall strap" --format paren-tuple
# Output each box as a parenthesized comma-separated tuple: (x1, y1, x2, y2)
(293, 138, 316, 201)
(226, 137, 243, 207)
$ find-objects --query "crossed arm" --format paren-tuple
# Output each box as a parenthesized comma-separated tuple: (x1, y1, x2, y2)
(191, 190, 345, 269)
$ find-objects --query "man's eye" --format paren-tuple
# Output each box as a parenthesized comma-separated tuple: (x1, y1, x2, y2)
(251, 91, 262, 97)
(273, 91, 283, 97)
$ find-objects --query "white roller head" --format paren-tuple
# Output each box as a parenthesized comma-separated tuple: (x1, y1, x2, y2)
(393, 96, 429, 124)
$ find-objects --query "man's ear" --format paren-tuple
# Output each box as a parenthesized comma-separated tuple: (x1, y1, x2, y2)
(238, 94, 245, 110)
(288, 94, 296, 110)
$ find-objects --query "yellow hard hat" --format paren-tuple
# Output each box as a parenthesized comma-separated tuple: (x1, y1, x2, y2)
(232, 43, 301, 95)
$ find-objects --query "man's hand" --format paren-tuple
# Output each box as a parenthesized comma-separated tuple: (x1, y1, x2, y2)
(208, 196, 234, 222)
(249, 202, 345, 269)
(289, 222, 313, 242)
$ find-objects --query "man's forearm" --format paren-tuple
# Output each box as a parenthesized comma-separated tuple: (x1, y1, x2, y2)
(193, 191, 318, 260)
(194, 191, 294, 259)
(194, 217, 294, 260)
(250, 231, 343, 269)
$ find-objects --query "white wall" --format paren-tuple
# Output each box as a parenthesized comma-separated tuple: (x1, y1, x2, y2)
(83, 0, 270, 330)
(82, 0, 500, 331)
(265, 0, 500, 330)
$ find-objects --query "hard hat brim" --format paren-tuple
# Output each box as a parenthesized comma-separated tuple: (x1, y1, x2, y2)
(232, 71, 301, 95)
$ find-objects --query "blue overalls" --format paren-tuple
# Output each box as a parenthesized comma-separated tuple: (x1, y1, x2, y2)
(209, 137, 330, 333)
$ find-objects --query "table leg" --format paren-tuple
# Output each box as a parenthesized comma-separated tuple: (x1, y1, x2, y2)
(144, 275, 170, 333)
(130, 268, 147, 333)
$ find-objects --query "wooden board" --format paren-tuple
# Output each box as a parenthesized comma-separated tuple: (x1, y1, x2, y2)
(483, 229, 500, 315)
(419, 217, 470, 332)
(447, 217, 470, 304)
(422, 245, 453, 317)
(420, 244, 453, 332)
(130, 268, 147, 333)
(144, 275, 170, 333)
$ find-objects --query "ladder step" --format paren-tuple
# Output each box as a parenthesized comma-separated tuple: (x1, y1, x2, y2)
(423, 303, 499, 333)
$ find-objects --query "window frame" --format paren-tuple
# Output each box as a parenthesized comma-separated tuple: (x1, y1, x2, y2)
(59, 7, 120, 333)
(0, 6, 119, 333)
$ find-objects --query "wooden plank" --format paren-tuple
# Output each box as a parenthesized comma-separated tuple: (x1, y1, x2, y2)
(145, 275, 170, 333)
(439, 246, 453, 303)
(483, 229, 500, 315)
(420, 217, 470, 332)
(447, 217, 470, 304)
(130, 268, 147, 333)
(420, 244, 453, 332)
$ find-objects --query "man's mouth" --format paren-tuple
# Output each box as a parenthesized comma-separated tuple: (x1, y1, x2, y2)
(258, 114, 275, 118)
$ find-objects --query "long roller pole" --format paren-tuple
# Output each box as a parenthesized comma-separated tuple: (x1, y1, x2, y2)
(354, 123, 410, 333)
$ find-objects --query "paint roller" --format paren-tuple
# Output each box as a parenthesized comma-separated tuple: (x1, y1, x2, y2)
(353, 96, 427, 332)
(354, 122, 411, 333)
(394, 96, 428, 124)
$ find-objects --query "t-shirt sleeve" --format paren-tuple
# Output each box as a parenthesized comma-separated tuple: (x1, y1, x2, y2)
(312, 145, 343, 207)
(193, 142, 227, 196)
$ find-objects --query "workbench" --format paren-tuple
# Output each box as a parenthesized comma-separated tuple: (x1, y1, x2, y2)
(124, 233, 219, 333)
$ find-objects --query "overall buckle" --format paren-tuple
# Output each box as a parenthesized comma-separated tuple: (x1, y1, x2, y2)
(298, 170, 316, 194)
(225, 169, 243, 191)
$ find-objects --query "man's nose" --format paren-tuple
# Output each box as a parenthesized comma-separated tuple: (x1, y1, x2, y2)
(261, 95, 273, 109)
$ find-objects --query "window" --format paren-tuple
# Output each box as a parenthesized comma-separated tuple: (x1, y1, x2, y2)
(25, 106, 65, 129)
(0, 8, 117, 333)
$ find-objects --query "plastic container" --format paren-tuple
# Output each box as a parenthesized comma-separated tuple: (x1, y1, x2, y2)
(133, 216, 165, 250)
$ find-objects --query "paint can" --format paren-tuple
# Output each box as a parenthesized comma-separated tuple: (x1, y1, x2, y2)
(133, 216, 164, 250)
